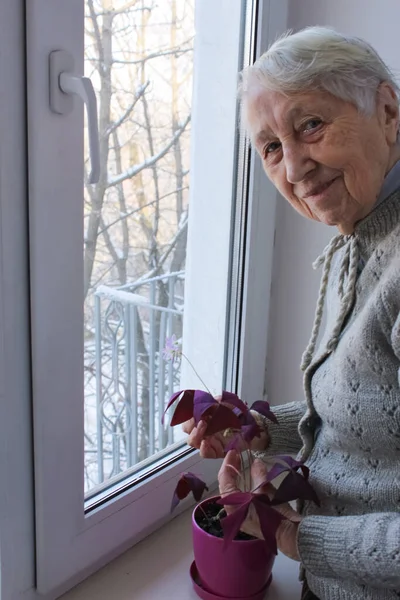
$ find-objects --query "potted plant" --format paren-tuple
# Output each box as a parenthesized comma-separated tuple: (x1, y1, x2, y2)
(162, 337, 319, 600)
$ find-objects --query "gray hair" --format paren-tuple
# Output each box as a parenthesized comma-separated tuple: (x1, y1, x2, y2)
(240, 26, 400, 123)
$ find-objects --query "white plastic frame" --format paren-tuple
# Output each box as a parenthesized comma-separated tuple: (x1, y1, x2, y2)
(26, 0, 246, 596)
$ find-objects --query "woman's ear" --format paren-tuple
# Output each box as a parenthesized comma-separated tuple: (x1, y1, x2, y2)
(377, 81, 399, 145)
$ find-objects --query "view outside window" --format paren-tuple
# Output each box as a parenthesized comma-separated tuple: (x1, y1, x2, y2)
(84, 0, 194, 495)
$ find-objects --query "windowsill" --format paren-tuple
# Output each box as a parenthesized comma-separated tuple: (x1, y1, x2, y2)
(61, 508, 302, 600)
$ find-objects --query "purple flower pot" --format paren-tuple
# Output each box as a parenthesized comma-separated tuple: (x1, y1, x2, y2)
(192, 496, 275, 599)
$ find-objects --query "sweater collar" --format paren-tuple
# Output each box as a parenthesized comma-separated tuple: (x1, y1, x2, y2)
(354, 187, 400, 248)
(353, 157, 400, 246)
(375, 158, 400, 209)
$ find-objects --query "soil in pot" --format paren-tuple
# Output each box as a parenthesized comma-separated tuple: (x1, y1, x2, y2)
(195, 501, 256, 541)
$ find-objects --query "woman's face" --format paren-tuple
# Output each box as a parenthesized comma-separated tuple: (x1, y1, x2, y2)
(245, 84, 400, 233)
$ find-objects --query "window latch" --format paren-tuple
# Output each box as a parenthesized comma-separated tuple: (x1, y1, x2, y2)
(49, 50, 100, 184)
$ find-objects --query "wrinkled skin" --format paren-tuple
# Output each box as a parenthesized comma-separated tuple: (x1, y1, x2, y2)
(245, 82, 400, 234)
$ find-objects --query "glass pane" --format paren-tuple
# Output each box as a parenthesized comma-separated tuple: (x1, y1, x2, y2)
(84, 0, 194, 495)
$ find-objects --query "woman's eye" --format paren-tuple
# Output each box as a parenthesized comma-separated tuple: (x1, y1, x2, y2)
(303, 119, 322, 132)
(264, 141, 281, 156)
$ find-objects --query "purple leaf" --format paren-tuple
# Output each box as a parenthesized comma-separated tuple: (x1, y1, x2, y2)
(241, 410, 257, 426)
(171, 478, 190, 512)
(271, 472, 320, 506)
(220, 502, 252, 549)
(260, 456, 310, 484)
(162, 389, 195, 426)
(170, 472, 208, 512)
(162, 390, 184, 425)
(170, 390, 195, 426)
(250, 400, 278, 424)
(192, 392, 244, 435)
(239, 409, 259, 429)
(193, 391, 217, 424)
(252, 497, 285, 554)
(220, 391, 249, 415)
(185, 472, 209, 501)
(265, 462, 290, 483)
(274, 455, 310, 479)
(205, 404, 242, 436)
(241, 422, 262, 444)
(251, 462, 289, 493)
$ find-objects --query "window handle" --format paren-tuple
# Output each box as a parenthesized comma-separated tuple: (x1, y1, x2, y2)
(49, 50, 100, 184)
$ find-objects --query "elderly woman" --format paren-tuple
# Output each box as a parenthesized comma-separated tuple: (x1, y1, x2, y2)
(183, 27, 400, 600)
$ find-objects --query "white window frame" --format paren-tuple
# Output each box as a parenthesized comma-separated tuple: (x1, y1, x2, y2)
(0, 0, 289, 598)
(226, 0, 288, 402)
(0, 1, 35, 599)
(27, 0, 246, 596)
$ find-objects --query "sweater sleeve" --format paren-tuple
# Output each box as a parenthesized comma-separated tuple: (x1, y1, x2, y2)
(297, 512, 400, 589)
(252, 400, 306, 456)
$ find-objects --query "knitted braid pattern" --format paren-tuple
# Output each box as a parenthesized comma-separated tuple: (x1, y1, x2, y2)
(301, 234, 349, 371)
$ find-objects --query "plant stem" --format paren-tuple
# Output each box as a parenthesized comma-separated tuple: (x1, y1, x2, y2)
(226, 462, 243, 481)
(198, 503, 212, 525)
(239, 451, 247, 492)
(216, 508, 226, 520)
(247, 447, 253, 492)
(181, 352, 213, 395)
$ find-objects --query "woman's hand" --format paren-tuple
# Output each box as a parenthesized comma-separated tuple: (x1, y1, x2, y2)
(182, 398, 270, 458)
(218, 450, 302, 561)
(182, 418, 227, 458)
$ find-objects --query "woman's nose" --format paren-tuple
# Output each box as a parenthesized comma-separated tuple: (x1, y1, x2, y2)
(284, 145, 316, 184)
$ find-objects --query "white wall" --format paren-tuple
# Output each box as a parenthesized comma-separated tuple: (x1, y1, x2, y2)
(265, 0, 400, 406)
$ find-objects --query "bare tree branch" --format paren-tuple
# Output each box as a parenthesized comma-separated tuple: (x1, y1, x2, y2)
(84, 2, 113, 299)
(112, 46, 193, 66)
(133, 215, 188, 285)
(108, 114, 190, 187)
(104, 81, 150, 137)
(142, 90, 161, 268)
(87, 0, 105, 65)
(97, 1, 149, 17)
(97, 186, 189, 236)
(169, 0, 187, 273)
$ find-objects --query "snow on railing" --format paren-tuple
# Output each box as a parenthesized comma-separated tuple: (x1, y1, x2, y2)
(88, 271, 184, 488)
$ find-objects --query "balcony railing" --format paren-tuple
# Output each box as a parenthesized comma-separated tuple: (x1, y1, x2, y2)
(85, 271, 184, 491)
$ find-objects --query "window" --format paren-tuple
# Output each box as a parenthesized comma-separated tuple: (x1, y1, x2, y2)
(0, 0, 288, 598)
(82, 0, 195, 498)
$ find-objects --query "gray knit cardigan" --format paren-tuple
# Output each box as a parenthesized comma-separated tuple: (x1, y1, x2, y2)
(258, 189, 400, 600)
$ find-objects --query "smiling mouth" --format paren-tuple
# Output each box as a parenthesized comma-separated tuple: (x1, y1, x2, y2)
(303, 177, 340, 199)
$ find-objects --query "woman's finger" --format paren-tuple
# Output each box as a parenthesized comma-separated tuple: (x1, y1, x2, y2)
(199, 440, 219, 458)
(181, 418, 195, 435)
(218, 450, 241, 497)
(186, 420, 208, 449)
(250, 459, 276, 499)
(200, 436, 225, 458)
(274, 502, 302, 523)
